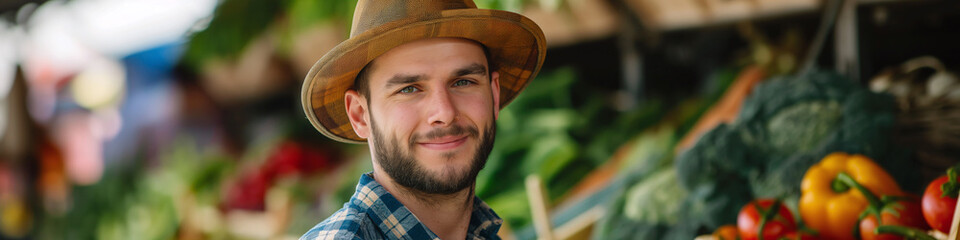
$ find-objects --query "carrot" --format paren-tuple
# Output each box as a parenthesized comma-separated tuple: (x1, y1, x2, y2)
(675, 66, 767, 154)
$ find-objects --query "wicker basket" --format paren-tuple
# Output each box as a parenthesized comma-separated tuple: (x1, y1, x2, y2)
(869, 56, 960, 182)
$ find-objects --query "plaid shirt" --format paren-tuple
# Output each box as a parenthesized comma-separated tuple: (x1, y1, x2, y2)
(300, 173, 503, 240)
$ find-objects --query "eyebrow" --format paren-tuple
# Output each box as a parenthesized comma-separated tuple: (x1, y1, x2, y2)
(385, 74, 426, 89)
(452, 63, 488, 78)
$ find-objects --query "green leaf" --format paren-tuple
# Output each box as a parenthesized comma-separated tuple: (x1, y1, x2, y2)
(942, 167, 960, 197)
(521, 133, 579, 182)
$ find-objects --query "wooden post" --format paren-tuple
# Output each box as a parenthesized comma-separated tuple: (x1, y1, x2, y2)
(949, 189, 960, 240)
(526, 175, 554, 240)
(834, 0, 860, 82)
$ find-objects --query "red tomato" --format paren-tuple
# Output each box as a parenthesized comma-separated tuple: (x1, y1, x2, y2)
(266, 142, 305, 178)
(264, 141, 338, 177)
(223, 171, 269, 211)
(859, 198, 929, 240)
(738, 199, 797, 240)
(922, 175, 958, 233)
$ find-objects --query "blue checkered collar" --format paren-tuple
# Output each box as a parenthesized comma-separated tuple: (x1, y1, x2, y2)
(352, 172, 503, 240)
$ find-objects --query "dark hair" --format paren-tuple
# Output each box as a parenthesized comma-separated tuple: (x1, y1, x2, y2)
(354, 62, 374, 98)
(352, 40, 493, 99)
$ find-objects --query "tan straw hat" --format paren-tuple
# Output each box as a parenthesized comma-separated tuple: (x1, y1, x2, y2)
(302, 0, 547, 143)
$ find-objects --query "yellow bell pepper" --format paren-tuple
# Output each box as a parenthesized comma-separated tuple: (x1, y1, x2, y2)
(799, 153, 902, 240)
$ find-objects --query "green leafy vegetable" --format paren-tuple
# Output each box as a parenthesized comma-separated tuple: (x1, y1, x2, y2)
(623, 169, 687, 223)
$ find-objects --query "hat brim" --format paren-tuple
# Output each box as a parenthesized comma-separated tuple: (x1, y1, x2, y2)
(302, 8, 546, 144)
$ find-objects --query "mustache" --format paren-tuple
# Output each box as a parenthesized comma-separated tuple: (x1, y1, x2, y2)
(409, 124, 480, 146)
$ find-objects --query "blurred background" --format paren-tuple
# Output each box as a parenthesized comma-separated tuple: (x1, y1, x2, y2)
(0, 0, 958, 239)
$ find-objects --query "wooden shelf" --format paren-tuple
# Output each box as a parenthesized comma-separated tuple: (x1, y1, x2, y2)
(624, 0, 822, 31)
(522, 0, 620, 47)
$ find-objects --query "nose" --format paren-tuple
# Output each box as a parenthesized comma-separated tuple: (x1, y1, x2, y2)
(426, 89, 457, 127)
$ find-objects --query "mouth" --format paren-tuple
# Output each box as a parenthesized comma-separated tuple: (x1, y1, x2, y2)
(417, 135, 468, 151)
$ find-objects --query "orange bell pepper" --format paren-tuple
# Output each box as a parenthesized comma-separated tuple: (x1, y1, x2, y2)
(799, 153, 902, 240)
(712, 225, 740, 240)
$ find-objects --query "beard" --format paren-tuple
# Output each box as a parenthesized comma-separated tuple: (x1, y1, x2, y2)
(369, 114, 495, 195)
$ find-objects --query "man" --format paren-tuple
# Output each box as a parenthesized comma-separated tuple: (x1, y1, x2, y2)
(299, 0, 545, 239)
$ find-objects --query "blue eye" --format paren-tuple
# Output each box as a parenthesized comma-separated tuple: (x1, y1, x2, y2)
(399, 86, 418, 93)
(453, 79, 472, 87)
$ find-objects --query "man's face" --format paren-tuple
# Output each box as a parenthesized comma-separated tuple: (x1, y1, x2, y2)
(344, 38, 501, 195)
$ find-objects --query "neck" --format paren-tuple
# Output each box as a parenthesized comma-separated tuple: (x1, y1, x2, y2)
(372, 170, 475, 240)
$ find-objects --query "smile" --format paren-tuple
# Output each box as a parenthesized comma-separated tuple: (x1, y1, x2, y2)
(417, 135, 468, 151)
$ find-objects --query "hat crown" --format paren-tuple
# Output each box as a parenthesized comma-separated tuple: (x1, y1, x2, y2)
(351, 0, 478, 37)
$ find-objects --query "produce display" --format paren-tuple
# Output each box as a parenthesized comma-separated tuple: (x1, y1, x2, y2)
(700, 153, 957, 240)
(30, 138, 344, 239)
(675, 70, 915, 233)
(592, 67, 947, 240)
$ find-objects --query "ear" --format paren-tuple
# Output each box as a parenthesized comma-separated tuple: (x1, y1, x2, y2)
(490, 71, 501, 120)
(344, 89, 370, 139)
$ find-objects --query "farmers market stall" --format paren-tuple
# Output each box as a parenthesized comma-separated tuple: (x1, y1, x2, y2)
(0, 0, 958, 240)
